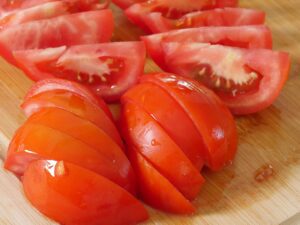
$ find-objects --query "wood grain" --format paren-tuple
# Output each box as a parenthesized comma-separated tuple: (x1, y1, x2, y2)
(0, 1, 299, 224)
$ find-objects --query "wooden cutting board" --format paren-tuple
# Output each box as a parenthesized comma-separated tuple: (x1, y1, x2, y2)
(0, 1, 299, 225)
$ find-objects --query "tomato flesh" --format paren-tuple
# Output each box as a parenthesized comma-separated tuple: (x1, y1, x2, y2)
(121, 101, 205, 200)
(23, 160, 148, 225)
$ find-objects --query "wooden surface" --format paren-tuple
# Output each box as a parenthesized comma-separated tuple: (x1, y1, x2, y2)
(0, 1, 300, 225)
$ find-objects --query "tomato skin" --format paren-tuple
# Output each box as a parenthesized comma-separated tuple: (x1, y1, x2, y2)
(128, 148, 195, 214)
(120, 101, 205, 200)
(21, 90, 124, 148)
(122, 82, 205, 170)
(142, 25, 273, 71)
(23, 160, 148, 225)
(23, 78, 113, 120)
(0, 10, 113, 65)
(141, 73, 238, 171)
(5, 123, 135, 193)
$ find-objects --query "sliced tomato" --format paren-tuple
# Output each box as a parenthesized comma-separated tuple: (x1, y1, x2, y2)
(128, 147, 195, 214)
(21, 89, 123, 147)
(5, 123, 135, 193)
(125, 6, 265, 33)
(158, 42, 291, 115)
(122, 83, 205, 170)
(121, 101, 204, 200)
(142, 25, 272, 70)
(25, 107, 135, 192)
(141, 73, 238, 171)
(23, 160, 148, 225)
(0, 10, 113, 64)
(14, 42, 146, 102)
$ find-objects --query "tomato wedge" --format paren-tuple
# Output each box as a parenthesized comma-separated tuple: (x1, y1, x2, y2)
(5, 123, 135, 193)
(21, 90, 123, 147)
(122, 82, 205, 170)
(23, 78, 113, 119)
(158, 42, 291, 115)
(141, 73, 238, 171)
(0, 10, 113, 64)
(14, 42, 146, 102)
(128, 148, 195, 214)
(23, 160, 148, 225)
(121, 101, 204, 200)
(142, 25, 272, 70)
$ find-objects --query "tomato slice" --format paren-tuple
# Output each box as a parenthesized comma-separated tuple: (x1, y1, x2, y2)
(5, 123, 135, 193)
(24, 78, 113, 120)
(21, 89, 123, 147)
(160, 42, 291, 115)
(14, 42, 146, 102)
(0, 10, 113, 65)
(142, 25, 272, 70)
(128, 148, 195, 214)
(121, 101, 205, 200)
(23, 160, 148, 225)
(122, 83, 205, 170)
(125, 6, 265, 33)
(141, 73, 238, 171)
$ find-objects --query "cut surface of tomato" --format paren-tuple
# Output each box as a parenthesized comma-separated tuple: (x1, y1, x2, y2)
(141, 73, 238, 171)
(0, 10, 113, 64)
(125, 6, 264, 33)
(21, 89, 123, 147)
(121, 101, 204, 200)
(14, 42, 146, 102)
(159, 42, 291, 115)
(5, 123, 135, 193)
(122, 82, 205, 170)
(142, 25, 272, 70)
(128, 148, 195, 214)
(23, 160, 148, 225)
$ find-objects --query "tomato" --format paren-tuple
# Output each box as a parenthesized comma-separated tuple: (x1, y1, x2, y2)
(156, 42, 291, 115)
(113, 0, 237, 12)
(14, 42, 146, 102)
(23, 78, 113, 119)
(120, 101, 205, 200)
(5, 123, 135, 193)
(125, 6, 265, 33)
(128, 148, 195, 214)
(141, 73, 238, 171)
(21, 90, 124, 147)
(142, 25, 273, 70)
(122, 82, 205, 170)
(23, 160, 148, 225)
(0, 10, 113, 65)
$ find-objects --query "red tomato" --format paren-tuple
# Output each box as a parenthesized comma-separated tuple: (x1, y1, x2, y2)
(5, 123, 135, 193)
(23, 78, 113, 119)
(142, 25, 273, 70)
(125, 6, 265, 33)
(21, 90, 124, 147)
(128, 148, 195, 214)
(0, 10, 113, 64)
(120, 101, 205, 200)
(14, 42, 146, 102)
(157, 42, 291, 115)
(141, 73, 238, 171)
(23, 160, 148, 225)
(122, 82, 205, 170)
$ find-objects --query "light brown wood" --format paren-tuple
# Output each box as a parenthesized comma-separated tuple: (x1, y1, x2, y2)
(0, 1, 299, 225)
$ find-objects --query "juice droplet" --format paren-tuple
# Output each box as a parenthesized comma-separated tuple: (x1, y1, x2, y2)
(254, 164, 274, 183)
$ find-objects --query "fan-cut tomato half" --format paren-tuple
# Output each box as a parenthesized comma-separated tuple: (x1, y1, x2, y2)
(142, 25, 272, 70)
(14, 42, 146, 102)
(23, 160, 148, 225)
(125, 6, 264, 33)
(0, 10, 113, 65)
(157, 42, 291, 115)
